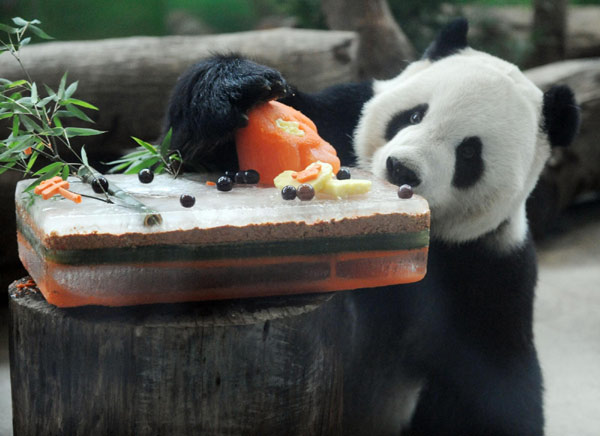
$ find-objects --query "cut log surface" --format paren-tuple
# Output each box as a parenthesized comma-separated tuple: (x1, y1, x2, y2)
(8, 278, 345, 436)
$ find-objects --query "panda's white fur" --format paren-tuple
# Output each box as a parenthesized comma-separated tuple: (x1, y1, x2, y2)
(354, 48, 549, 250)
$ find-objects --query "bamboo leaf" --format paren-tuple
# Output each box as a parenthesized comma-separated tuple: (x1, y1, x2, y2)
(8, 80, 28, 89)
(30, 83, 38, 104)
(131, 136, 157, 154)
(33, 161, 63, 176)
(64, 81, 78, 99)
(64, 127, 105, 137)
(58, 72, 67, 100)
(154, 162, 166, 174)
(80, 146, 89, 166)
(19, 114, 42, 133)
(124, 157, 159, 175)
(29, 24, 53, 40)
(0, 24, 18, 34)
(12, 116, 19, 137)
(12, 17, 28, 27)
(65, 103, 93, 123)
(160, 128, 172, 157)
(61, 98, 98, 110)
(26, 150, 39, 173)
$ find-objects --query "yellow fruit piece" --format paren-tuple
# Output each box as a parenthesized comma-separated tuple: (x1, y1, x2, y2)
(275, 118, 305, 136)
(273, 161, 333, 191)
(320, 178, 372, 198)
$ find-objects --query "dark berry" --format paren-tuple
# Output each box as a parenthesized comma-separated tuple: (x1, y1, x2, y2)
(234, 171, 246, 184)
(216, 176, 233, 192)
(398, 184, 413, 199)
(336, 167, 351, 180)
(138, 168, 154, 184)
(244, 169, 260, 184)
(91, 176, 109, 194)
(224, 170, 236, 179)
(296, 184, 315, 201)
(180, 194, 195, 208)
(281, 185, 297, 200)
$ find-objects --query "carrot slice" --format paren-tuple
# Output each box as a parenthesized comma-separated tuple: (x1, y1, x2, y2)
(33, 176, 82, 203)
(235, 101, 340, 186)
(292, 163, 321, 183)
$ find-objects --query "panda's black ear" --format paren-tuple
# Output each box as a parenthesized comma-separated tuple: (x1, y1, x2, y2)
(422, 18, 469, 61)
(542, 85, 580, 147)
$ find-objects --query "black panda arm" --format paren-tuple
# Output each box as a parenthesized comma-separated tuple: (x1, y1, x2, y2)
(166, 54, 374, 171)
(165, 54, 289, 171)
(280, 82, 374, 167)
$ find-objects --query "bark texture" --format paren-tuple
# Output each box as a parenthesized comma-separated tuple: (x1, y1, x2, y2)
(531, 0, 568, 65)
(322, 0, 415, 79)
(9, 280, 345, 436)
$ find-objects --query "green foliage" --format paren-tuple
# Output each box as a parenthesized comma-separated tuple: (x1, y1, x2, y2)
(0, 1, 165, 41)
(106, 129, 182, 177)
(0, 18, 105, 192)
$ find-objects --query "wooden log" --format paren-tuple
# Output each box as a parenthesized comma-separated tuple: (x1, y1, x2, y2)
(8, 279, 345, 435)
(0, 28, 358, 159)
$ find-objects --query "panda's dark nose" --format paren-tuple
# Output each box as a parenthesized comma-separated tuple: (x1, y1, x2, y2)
(386, 156, 421, 187)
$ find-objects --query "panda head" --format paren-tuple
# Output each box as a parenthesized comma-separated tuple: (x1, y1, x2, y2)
(354, 18, 580, 249)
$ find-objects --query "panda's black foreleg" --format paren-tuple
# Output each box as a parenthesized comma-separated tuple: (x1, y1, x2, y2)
(404, 350, 544, 436)
(165, 55, 289, 171)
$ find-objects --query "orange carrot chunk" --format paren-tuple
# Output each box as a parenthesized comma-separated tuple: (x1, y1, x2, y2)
(33, 176, 82, 203)
(291, 163, 321, 183)
(235, 101, 340, 186)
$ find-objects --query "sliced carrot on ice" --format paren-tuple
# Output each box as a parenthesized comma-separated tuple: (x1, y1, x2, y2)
(235, 101, 340, 186)
(34, 176, 82, 203)
(292, 162, 321, 183)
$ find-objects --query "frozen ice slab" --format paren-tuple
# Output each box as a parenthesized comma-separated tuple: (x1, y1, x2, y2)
(15, 171, 429, 307)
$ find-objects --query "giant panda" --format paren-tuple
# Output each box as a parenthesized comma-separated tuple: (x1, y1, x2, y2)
(165, 18, 580, 436)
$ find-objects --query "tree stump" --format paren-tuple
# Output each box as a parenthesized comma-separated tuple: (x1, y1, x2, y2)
(8, 278, 345, 436)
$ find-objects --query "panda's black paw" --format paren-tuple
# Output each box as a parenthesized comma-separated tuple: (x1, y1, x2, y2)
(230, 68, 289, 127)
(166, 55, 289, 169)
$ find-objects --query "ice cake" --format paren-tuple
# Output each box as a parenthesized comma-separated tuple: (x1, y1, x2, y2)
(15, 171, 429, 307)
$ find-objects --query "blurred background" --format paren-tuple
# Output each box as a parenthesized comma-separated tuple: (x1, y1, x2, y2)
(1, 0, 599, 65)
(1, 1, 599, 435)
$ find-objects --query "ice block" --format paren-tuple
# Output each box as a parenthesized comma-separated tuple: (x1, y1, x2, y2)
(15, 171, 429, 307)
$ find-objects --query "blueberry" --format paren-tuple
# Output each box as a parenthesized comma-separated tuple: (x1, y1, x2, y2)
(217, 176, 233, 192)
(180, 194, 195, 208)
(224, 170, 236, 179)
(138, 168, 154, 184)
(244, 169, 260, 184)
(398, 184, 413, 199)
(296, 184, 315, 201)
(91, 176, 109, 194)
(281, 185, 297, 200)
(234, 171, 246, 184)
(337, 167, 351, 180)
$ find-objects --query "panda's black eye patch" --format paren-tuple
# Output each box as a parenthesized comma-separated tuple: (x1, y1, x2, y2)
(452, 136, 484, 189)
(385, 104, 428, 141)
